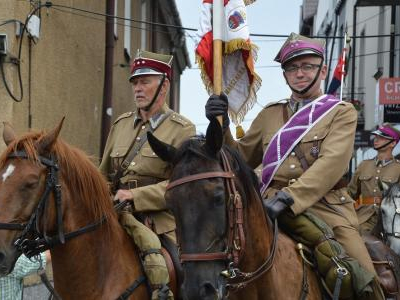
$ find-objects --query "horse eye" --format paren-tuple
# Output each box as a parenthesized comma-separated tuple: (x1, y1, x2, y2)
(213, 190, 225, 207)
(23, 181, 39, 190)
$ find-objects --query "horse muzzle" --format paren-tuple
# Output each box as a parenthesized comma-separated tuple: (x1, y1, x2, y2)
(0, 247, 18, 276)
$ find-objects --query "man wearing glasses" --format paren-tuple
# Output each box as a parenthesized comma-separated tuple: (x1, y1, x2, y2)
(205, 33, 384, 299)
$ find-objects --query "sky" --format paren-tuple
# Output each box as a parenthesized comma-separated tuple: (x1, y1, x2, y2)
(175, 0, 303, 134)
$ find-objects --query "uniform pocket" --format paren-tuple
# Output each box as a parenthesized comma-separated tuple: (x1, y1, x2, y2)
(381, 176, 397, 184)
(110, 147, 128, 170)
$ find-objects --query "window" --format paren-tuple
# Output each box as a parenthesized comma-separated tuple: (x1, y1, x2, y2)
(124, 0, 131, 59)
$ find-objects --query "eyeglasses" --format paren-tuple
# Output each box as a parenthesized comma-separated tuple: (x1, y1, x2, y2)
(283, 63, 321, 74)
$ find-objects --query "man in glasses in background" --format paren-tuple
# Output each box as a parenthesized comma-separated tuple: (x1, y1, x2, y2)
(205, 32, 385, 299)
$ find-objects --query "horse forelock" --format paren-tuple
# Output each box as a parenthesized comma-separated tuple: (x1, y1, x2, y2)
(0, 131, 114, 226)
(171, 135, 261, 206)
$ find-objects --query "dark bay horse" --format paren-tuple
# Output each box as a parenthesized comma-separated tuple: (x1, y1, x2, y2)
(0, 120, 148, 299)
(148, 118, 321, 300)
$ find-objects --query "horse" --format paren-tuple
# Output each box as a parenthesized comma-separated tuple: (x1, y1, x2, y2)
(379, 182, 400, 255)
(362, 181, 400, 299)
(0, 120, 149, 300)
(147, 118, 321, 300)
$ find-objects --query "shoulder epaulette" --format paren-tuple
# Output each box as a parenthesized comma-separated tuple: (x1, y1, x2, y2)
(170, 112, 192, 127)
(264, 98, 289, 109)
(113, 111, 134, 124)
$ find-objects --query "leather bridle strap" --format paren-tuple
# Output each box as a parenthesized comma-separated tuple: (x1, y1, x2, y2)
(166, 171, 235, 190)
(180, 252, 229, 262)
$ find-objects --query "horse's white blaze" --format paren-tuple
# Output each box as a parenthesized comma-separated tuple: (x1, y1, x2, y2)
(2, 164, 15, 182)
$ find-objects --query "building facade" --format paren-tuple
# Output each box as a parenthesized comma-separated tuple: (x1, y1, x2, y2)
(0, 0, 190, 158)
(300, 0, 400, 163)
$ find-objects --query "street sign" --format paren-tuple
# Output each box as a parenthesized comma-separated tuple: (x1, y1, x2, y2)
(379, 77, 400, 105)
(384, 104, 400, 123)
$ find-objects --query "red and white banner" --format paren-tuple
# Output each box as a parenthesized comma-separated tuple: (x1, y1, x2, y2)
(196, 0, 261, 126)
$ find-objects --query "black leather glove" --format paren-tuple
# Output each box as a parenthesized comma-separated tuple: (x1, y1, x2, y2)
(205, 93, 230, 131)
(263, 190, 294, 220)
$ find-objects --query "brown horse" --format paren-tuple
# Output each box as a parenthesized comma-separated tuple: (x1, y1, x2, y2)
(148, 118, 321, 300)
(0, 120, 149, 300)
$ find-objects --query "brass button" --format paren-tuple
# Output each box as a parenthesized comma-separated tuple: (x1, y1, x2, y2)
(313, 135, 318, 140)
(141, 125, 146, 129)
(290, 164, 295, 169)
(375, 177, 379, 180)
(136, 137, 141, 141)
(288, 178, 296, 185)
(377, 170, 381, 173)
(373, 189, 376, 193)
(290, 152, 296, 156)
(130, 162, 136, 166)
(340, 196, 346, 202)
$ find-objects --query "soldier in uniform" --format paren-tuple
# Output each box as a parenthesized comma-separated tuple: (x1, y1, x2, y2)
(100, 50, 196, 300)
(205, 33, 384, 299)
(348, 123, 400, 234)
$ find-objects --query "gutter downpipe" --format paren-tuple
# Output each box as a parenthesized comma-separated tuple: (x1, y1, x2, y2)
(389, 4, 396, 77)
(351, 4, 357, 109)
(100, 0, 115, 158)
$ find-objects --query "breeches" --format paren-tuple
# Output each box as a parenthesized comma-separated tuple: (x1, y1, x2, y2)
(333, 225, 376, 275)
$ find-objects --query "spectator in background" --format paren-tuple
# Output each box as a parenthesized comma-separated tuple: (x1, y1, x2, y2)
(0, 251, 50, 300)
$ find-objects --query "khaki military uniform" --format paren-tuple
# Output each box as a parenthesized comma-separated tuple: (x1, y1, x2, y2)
(100, 103, 195, 241)
(224, 98, 377, 275)
(348, 158, 400, 233)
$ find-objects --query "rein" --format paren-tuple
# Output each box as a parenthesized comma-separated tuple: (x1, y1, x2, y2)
(0, 151, 146, 299)
(166, 148, 279, 290)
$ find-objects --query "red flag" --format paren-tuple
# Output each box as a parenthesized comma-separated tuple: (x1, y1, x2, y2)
(327, 47, 349, 96)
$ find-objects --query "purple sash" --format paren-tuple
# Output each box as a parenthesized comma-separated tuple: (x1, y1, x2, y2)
(260, 95, 341, 194)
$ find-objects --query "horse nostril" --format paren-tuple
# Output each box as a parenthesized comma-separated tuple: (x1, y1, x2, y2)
(0, 252, 5, 264)
(199, 281, 218, 299)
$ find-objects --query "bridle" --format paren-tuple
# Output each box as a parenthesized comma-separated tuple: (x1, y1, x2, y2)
(0, 150, 146, 300)
(0, 150, 106, 258)
(166, 148, 278, 291)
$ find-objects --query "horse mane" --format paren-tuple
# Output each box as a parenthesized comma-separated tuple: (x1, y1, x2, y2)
(0, 130, 114, 223)
(174, 136, 261, 205)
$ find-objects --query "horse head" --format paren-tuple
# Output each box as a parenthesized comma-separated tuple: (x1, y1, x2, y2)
(149, 118, 261, 300)
(380, 182, 400, 255)
(0, 119, 64, 275)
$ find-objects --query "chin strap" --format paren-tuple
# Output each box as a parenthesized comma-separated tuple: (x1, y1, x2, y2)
(143, 74, 166, 112)
(373, 139, 394, 151)
(285, 61, 323, 95)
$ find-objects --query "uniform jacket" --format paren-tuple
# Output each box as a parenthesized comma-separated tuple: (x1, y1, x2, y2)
(224, 97, 359, 229)
(99, 103, 196, 234)
(348, 158, 400, 223)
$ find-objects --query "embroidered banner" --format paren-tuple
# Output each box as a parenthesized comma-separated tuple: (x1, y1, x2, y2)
(260, 95, 341, 194)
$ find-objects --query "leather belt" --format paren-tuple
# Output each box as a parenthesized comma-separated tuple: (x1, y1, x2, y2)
(269, 177, 348, 191)
(119, 176, 163, 189)
(354, 196, 382, 209)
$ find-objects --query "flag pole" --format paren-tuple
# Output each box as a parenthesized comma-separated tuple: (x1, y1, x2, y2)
(213, 0, 224, 125)
(339, 32, 350, 101)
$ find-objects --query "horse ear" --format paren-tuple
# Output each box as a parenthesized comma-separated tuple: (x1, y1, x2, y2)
(3, 122, 16, 146)
(147, 132, 177, 163)
(37, 117, 65, 154)
(205, 117, 223, 155)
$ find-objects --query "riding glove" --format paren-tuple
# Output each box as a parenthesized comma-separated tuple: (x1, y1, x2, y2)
(205, 93, 230, 131)
(263, 190, 294, 220)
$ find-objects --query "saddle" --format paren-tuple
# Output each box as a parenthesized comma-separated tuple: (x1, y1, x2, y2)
(363, 233, 400, 299)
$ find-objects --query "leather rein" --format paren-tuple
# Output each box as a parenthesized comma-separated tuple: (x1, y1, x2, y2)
(0, 150, 146, 300)
(166, 149, 279, 290)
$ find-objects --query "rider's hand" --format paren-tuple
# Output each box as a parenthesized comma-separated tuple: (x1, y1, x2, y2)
(205, 93, 230, 131)
(263, 190, 294, 220)
(114, 189, 134, 202)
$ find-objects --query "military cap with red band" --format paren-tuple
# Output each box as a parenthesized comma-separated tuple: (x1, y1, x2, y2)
(130, 50, 173, 81)
(372, 123, 400, 143)
(274, 32, 325, 65)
